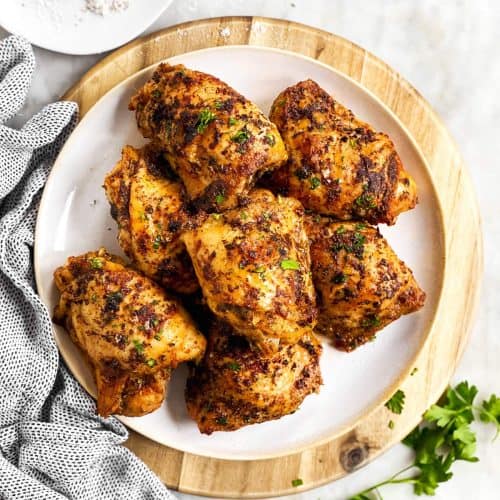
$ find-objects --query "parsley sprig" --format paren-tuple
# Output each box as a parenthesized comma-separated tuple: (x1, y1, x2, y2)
(385, 389, 405, 414)
(350, 381, 500, 499)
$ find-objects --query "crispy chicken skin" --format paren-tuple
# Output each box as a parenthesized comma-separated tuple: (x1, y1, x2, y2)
(129, 64, 288, 211)
(305, 218, 426, 350)
(185, 321, 322, 434)
(182, 189, 317, 350)
(267, 80, 417, 225)
(103, 145, 198, 294)
(53, 248, 206, 417)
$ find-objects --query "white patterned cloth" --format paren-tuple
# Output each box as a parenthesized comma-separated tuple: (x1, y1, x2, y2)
(0, 35, 175, 500)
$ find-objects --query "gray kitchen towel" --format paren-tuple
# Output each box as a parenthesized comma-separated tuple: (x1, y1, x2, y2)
(0, 35, 175, 500)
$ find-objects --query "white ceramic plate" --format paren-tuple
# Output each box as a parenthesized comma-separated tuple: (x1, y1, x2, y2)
(0, 0, 172, 55)
(35, 46, 443, 461)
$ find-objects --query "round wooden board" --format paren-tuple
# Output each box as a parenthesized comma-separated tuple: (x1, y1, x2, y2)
(61, 17, 482, 498)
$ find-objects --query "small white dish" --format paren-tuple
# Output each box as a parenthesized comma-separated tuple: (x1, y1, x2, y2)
(34, 46, 443, 460)
(0, 0, 172, 55)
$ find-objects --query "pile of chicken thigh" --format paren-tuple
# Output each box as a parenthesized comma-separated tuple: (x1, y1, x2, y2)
(53, 64, 425, 434)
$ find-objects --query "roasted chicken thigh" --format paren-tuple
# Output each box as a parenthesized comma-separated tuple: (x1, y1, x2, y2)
(305, 218, 426, 350)
(129, 64, 288, 211)
(267, 80, 417, 225)
(103, 145, 198, 294)
(53, 248, 206, 417)
(182, 189, 317, 350)
(185, 321, 322, 434)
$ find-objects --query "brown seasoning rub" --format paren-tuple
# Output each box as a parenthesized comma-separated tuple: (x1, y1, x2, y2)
(185, 320, 322, 434)
(305, 218, 426, 350)
(103, 144, 199, 294)
(266, 79, 418, 225)
(53, 248, 206, 417)
(129, 64, 288, 211)
(181, 189, 317, 351)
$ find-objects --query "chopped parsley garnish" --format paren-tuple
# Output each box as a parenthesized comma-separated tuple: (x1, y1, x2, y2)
(335, 225, 346, 235)
(89, 257, 103, 269)
(388, 420, 395, 430)
(361, 315, 381, 328)
(385, 389, 405, 414)
(332, 230, 366, 256)
(215, 194, 225, 204)
(146, 359, 156, 368)
(214, 100, 223, 109)
(196, 109, 216, 133)
(152, 234, 163, 250)
(227, 362, 241, 372)
(132, 339, 145, 354)
(151, 89, 161, 99)
(228, 117, 238, 126)
(291, 478, 303, 487)
(355, 222, 366, 230)
(352, 231, 366, 250)
(265, 134, 276, 146)
(355, 189, 377, 209)
(240, 211, 248, 220)
(309, 177, 321, 190)
(411, 367, 418, 376)
(280, 259, 300, 271)
(211, 213, 222, 220)
(348, 137, 358, 148)
(231, 128, 250, 144)
(216, 416, 228, 425)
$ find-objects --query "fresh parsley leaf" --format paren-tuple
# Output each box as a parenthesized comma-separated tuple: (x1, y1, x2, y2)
(132, 339, 144, 354)
(309, 177, 321, 190)
(385, 389, 405, 414)
(89, 257, 103, 269)
(291, 478, 303, 487)
(231, 128, 250, 144)
(479, 394, 500, 438)
(196, 109, 216, 133)
(227, 362, 241, 372)
(215, 194, 225, 204)
(280, 259, 300, 271)
(424, 405, 458, 427)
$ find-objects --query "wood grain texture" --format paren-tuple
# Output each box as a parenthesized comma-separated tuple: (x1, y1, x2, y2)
(61, 17, 483, 498)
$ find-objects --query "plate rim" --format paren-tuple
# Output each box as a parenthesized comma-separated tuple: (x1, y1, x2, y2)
(34, 43, 446, 461)
(33, 16, 483, 497)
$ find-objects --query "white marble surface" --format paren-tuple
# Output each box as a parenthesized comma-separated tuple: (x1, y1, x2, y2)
(2, 1, 499, 498)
